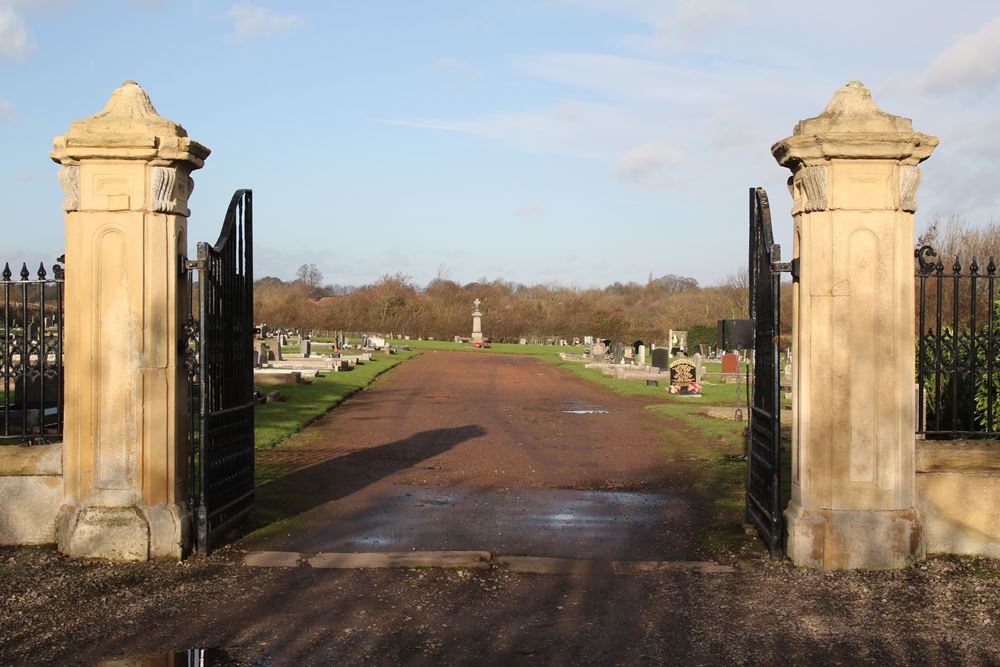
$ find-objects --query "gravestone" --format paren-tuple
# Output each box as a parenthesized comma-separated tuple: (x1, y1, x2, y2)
(638, 344, 646, 365)
(717, 319, 753, 351)
(471, 298, 483, 342)
(302, 338, 311, 358)
(583, 336, 594, 346)
(721, 352, 739, 374)
(651, 348, 669, 370)
(669, 358, 701, 396)
(519, 338, 527, 345)
(590, 341, 607, 361)
(256, 340, 268, 367)
(668, 329, 688, 354)
(693, 352, 704, 382)
(613, 343, 624, 364)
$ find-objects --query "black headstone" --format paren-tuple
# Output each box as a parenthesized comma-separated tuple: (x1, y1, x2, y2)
(651, 348, 669, 370)
(669, 358, 700, 395)
(717, 319, 753, 351)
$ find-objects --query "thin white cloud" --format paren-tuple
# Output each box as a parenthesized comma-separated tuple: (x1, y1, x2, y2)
(0, 100, 14, 123)
(226, 4, 300, 42)
(0, 7, 31, 60)
(2, 0, 77, 8)
(515, 204, 544, 218)
(611, 141, 686, 189)
(916, 16, 1000, 94)
(516, 52, 730, 105)
(437, 57, 482, 82)
(554, 0, 748, 52)
(377, 100, 666, 160)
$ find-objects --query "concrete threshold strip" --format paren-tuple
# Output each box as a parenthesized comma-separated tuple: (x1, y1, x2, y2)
(242, 550, 737, 575)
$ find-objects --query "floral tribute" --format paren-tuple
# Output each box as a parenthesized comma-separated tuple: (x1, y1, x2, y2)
(668, 358, 702, 396)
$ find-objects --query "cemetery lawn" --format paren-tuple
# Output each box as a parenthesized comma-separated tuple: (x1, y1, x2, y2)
(254, 349, 418, 452)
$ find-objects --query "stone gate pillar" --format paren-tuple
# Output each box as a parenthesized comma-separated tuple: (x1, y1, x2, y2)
(772, 81, 938, 569)
(50, 81, 209, 560)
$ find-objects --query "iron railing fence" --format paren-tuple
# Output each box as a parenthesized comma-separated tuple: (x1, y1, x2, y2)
(0, 261, 64, 443)
(916, 245, 1000, 438)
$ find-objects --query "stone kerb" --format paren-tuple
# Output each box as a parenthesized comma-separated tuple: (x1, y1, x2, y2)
(50, 81, 209, 561)
(773, 81, 938, 570)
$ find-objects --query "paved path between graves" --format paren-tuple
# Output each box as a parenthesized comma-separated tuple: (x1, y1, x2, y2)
(243, 350, 714, 561)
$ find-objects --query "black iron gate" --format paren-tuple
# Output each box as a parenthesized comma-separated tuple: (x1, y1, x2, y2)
(747, 187, 786, 557)
(190, 189, 255, 554)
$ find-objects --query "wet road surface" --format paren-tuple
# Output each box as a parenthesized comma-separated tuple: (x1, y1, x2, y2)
(246, 351, 710, 560)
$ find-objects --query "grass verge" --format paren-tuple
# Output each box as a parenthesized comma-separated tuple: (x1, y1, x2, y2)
(254, 349, 418, 450)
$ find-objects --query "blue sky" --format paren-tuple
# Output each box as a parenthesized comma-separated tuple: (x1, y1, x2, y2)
(1, 1, 999, 287)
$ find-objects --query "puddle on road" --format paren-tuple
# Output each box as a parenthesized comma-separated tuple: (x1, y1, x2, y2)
(561, 409, 609, 414)
(96, 647, 239, 666)
(268, 485, 688, 560)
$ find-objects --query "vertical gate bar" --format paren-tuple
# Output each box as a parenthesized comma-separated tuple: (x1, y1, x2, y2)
(989, 260, 997, 433)
(56, 267, 63, 439)
(951, 258, 961, 436)
(917, 269, 927, 434)
(244, 192, 255, 501)
(187, 267, 197, 527)
(197, 242, 209, 554)
(970, 260, 979, 432)
(770, 245, 782, 556)
(933, 263, 943, 432)
(745, 188, 755, 528)
(20, 266, 28, 437)
(3, 272, 10, 436)
(38, 265, 46, 436)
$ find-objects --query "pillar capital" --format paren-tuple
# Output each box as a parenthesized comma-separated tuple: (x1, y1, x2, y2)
(49, 81, 210, 216)
(772, 82, 939, 216)
(772, 81, 938, 168)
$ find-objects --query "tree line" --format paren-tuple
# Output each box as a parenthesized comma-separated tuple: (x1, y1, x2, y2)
(254, 264, 770, 345)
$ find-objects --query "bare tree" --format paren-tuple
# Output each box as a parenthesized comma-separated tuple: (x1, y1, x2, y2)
(295, 263, 324, 288)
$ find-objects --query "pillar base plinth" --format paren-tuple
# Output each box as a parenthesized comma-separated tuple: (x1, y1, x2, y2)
(785, 501, 924, 570)
(57, 503, 188, 561)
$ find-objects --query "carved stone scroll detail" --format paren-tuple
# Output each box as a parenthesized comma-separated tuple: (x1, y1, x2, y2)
(800, 165, 828, 212)
(150, 166, 177, 213)
(59, 166, 80, 212)
(900, 165, 921, 212)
